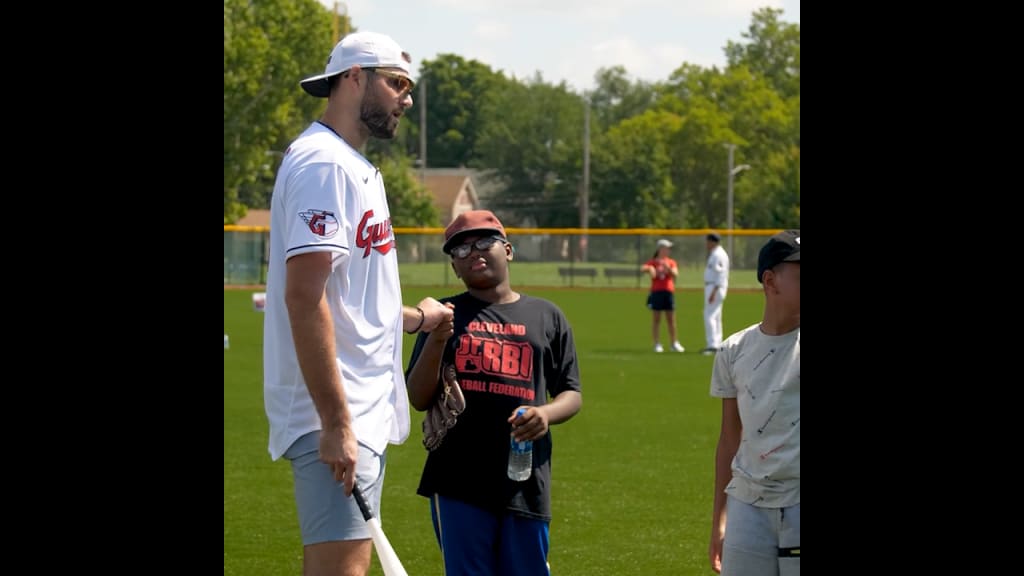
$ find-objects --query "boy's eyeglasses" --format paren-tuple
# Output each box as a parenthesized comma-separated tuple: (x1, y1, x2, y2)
(451, 236, 506, 259)
(368, 69, 414, 96)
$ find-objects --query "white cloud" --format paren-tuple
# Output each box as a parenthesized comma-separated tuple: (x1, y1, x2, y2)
(310, 0, 799, 92)
(550, 36, 715, 91)
(427, 0, 784, 18)
(326, 0, 789, 20)
(473, 20, 510, 40)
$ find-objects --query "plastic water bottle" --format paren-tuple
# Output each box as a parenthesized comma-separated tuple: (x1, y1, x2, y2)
(507, 408, 532, 481)
(224, 334, 230, 350)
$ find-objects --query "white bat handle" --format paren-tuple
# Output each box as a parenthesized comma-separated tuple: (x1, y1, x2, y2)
(352, 485, 409, 576)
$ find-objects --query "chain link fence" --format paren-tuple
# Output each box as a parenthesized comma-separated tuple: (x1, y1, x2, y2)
(224, 226, 781, 289)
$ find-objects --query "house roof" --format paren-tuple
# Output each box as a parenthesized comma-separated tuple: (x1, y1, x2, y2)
(418, 168, 489, 225)
(231, 169, 498, 229)
(236, 209, 270, 227)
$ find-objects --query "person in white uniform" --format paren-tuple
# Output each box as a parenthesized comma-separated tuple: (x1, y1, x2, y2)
(702, 233, 730, 355)
(708, 229, 799, 576)
(262, 31, 454, 576)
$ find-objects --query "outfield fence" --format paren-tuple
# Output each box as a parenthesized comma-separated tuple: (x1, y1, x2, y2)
(224, 226, 781, 289)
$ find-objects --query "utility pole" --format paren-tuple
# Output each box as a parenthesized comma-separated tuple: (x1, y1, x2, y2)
(419, 78, 427, 184)
(333, 2, 349, 44)
(579, 95, 590, 261)
(725, 143, 750, 258)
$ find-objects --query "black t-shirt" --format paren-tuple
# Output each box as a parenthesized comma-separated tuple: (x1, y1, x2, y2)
(406, 292, 582, 521)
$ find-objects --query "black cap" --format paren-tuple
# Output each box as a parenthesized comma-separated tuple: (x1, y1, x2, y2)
(706, 232, 721, 242)
(757, 229, 800, 283)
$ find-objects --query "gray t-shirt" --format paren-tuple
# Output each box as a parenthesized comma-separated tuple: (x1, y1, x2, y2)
(710, 323, 800, 508)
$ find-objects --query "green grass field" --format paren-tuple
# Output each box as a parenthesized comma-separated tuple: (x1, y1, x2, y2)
(237, 261, 759, 291)
(394, 261, 761, 291)
(225, 286, 766, 575)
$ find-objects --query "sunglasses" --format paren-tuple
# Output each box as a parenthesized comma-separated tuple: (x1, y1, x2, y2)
(368, 68, 414, 96)
(450, 236, 506, 259)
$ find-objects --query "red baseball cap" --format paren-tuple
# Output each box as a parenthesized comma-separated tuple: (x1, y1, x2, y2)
(442, 210, 506, 255)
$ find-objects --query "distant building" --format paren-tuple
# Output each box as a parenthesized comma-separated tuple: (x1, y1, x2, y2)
(418, 168, 482, 226)
(235, 209, 270, 227)
(231, 169, 501, 230)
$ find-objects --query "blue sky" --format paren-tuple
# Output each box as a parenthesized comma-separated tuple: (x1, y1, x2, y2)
(316, 0, 800, 93)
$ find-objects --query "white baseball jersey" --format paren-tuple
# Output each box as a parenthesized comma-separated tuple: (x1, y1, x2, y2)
(704, 245, 730, 292)
(263, 121, 410, 461)
(710, 323, 800, 508)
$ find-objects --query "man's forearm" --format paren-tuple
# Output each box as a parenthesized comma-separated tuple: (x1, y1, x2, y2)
(288, 296, 349, 428)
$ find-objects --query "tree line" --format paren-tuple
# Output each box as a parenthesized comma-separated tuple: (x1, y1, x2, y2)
(224, 0, 799, 231)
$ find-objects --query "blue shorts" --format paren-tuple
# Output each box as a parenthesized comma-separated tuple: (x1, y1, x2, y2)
(647, 290, 675, 311)
(283, 430, 386, 545)
(429, 493, 550, 576)
(722, 496, 800, 576)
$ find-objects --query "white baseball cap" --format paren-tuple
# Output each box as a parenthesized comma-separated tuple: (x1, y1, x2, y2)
(656, 239, 673, 248)
(300, 31, 412, 98)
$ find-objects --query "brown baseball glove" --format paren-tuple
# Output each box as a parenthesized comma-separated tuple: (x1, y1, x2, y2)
(422, 363, 467, 451)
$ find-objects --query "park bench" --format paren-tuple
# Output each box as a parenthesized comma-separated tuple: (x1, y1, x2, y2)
(603, 267, 644, 287)
(557, 266, 598, 285)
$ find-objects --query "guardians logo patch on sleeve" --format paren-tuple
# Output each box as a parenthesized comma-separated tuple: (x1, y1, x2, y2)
(298, 209, 340, 238)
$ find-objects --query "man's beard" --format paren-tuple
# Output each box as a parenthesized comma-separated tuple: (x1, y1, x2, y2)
(360, 88, 398, 139)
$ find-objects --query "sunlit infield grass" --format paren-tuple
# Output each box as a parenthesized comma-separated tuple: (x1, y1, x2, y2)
(225, 286, 766, 575)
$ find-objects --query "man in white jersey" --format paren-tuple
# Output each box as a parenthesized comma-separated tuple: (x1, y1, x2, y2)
(263, 31, 454, 576)
(708, 229, 799, 576)
(702, 232, 730, 355)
